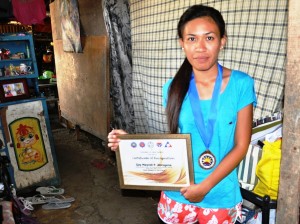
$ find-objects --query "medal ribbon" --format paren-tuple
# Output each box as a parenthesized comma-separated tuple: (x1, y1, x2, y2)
(188, 63, 223, 150)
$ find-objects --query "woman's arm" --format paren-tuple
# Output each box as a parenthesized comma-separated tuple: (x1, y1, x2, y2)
(107, 129, 128, 151)
(181, 104, 253, 202)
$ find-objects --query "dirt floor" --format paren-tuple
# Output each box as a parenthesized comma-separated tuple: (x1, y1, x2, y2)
(23, 113, 162, 224)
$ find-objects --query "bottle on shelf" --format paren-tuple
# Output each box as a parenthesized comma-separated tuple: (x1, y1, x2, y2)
(26, 44, 30, 59)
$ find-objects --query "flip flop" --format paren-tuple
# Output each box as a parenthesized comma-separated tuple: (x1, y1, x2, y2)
(36, 186, 64, 195)
(42, 202, 71, 210)
(25, 195, 53, 205)
(47, 195, 75, 204)
(25, 194, 75, 205)
(12, 196, 33, 216)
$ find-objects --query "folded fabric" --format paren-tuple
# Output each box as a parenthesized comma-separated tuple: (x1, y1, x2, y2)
(12, 0, 46, 25)
(251, 120, 282, 145)
(237, 144, 262, 191)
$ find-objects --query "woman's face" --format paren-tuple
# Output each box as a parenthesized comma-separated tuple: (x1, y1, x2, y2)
(179, 16, 226, 73)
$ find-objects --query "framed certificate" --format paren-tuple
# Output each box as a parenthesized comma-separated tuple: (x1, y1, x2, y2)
(116, 134, 194, 191)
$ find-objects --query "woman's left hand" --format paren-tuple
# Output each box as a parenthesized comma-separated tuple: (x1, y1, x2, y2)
(180, 183, 209, 203)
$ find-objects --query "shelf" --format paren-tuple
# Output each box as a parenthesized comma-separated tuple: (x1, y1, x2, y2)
(0, 58, 33, 63)
(46, 98, 58, 102)
(0, 33, 60, 190)
(38, 82, 58, 104)
(38, 82, 57, 88)
(0, 33, 40, 102)
(0, 33, 33, 41)
(34, 38, 53, 42)
(0, 74, 38, 80)
(0, 97, 45, 107)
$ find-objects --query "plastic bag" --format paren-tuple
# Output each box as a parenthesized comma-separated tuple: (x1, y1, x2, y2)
(253, 139, 281, 200)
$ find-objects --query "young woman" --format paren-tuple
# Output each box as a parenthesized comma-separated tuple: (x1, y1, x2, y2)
(108, 4, 256, 224)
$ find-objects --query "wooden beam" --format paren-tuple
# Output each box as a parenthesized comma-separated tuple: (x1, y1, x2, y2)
(277, 0, 300, 223)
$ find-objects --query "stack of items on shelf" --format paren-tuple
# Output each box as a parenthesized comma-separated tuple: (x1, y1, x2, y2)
(0, 33, 60, 218)
(236, 112, 282, 224)
(0, 33, 39, 102)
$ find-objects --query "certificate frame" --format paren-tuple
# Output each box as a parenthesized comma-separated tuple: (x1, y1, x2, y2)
(116, 134, 194, 191)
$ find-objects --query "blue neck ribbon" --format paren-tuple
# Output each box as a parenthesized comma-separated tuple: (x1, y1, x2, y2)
(188, 63, 223, 150)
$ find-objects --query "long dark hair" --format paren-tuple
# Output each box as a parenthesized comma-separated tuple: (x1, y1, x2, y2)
(166, 4, 226, 133)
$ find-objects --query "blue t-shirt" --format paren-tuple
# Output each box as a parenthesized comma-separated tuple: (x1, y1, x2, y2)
(162, 69, 257, 208)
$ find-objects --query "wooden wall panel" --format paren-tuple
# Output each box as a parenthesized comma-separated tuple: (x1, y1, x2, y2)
(53, 37, 109, 140)
(277, 0, 300, 222)
(50, 0, 110, 141)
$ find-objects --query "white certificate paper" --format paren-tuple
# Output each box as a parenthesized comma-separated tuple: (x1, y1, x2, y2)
(116, 134, 194, 191)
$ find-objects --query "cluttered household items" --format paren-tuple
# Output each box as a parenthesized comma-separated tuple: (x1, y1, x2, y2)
(0, 155, 75, 223)
(236, 112, 282, 224)
(0, 33, 62, 223)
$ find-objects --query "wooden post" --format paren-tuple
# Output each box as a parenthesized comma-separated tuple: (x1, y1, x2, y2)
(277, 0, 300, 223)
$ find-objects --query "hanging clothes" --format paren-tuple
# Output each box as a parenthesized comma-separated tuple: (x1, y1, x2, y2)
(102, 0, 134, 133)
(12, 0, 46, 25)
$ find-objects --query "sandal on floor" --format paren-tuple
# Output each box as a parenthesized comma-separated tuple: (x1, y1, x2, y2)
(25, 194, 53, 205)
(36, 186, 64, 195)
(47, 195, 75, 204)
(26, 194, 75, 205)
(42, 202, 71, 210)
(12, 196, 34, 216)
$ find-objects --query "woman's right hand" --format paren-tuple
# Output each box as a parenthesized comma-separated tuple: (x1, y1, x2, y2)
(107, 129, 128, 151)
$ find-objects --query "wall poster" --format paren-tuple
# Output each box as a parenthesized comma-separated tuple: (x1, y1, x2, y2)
(9, 117, 48, 171)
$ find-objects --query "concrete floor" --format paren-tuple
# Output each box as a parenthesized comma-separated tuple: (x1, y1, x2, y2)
(29, 113, 161, 224)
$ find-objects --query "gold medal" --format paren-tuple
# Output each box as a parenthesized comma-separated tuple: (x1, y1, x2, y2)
(198, 150, 216, 169)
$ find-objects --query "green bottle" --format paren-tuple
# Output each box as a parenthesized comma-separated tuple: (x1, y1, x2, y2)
(26, 45, 30, 59)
